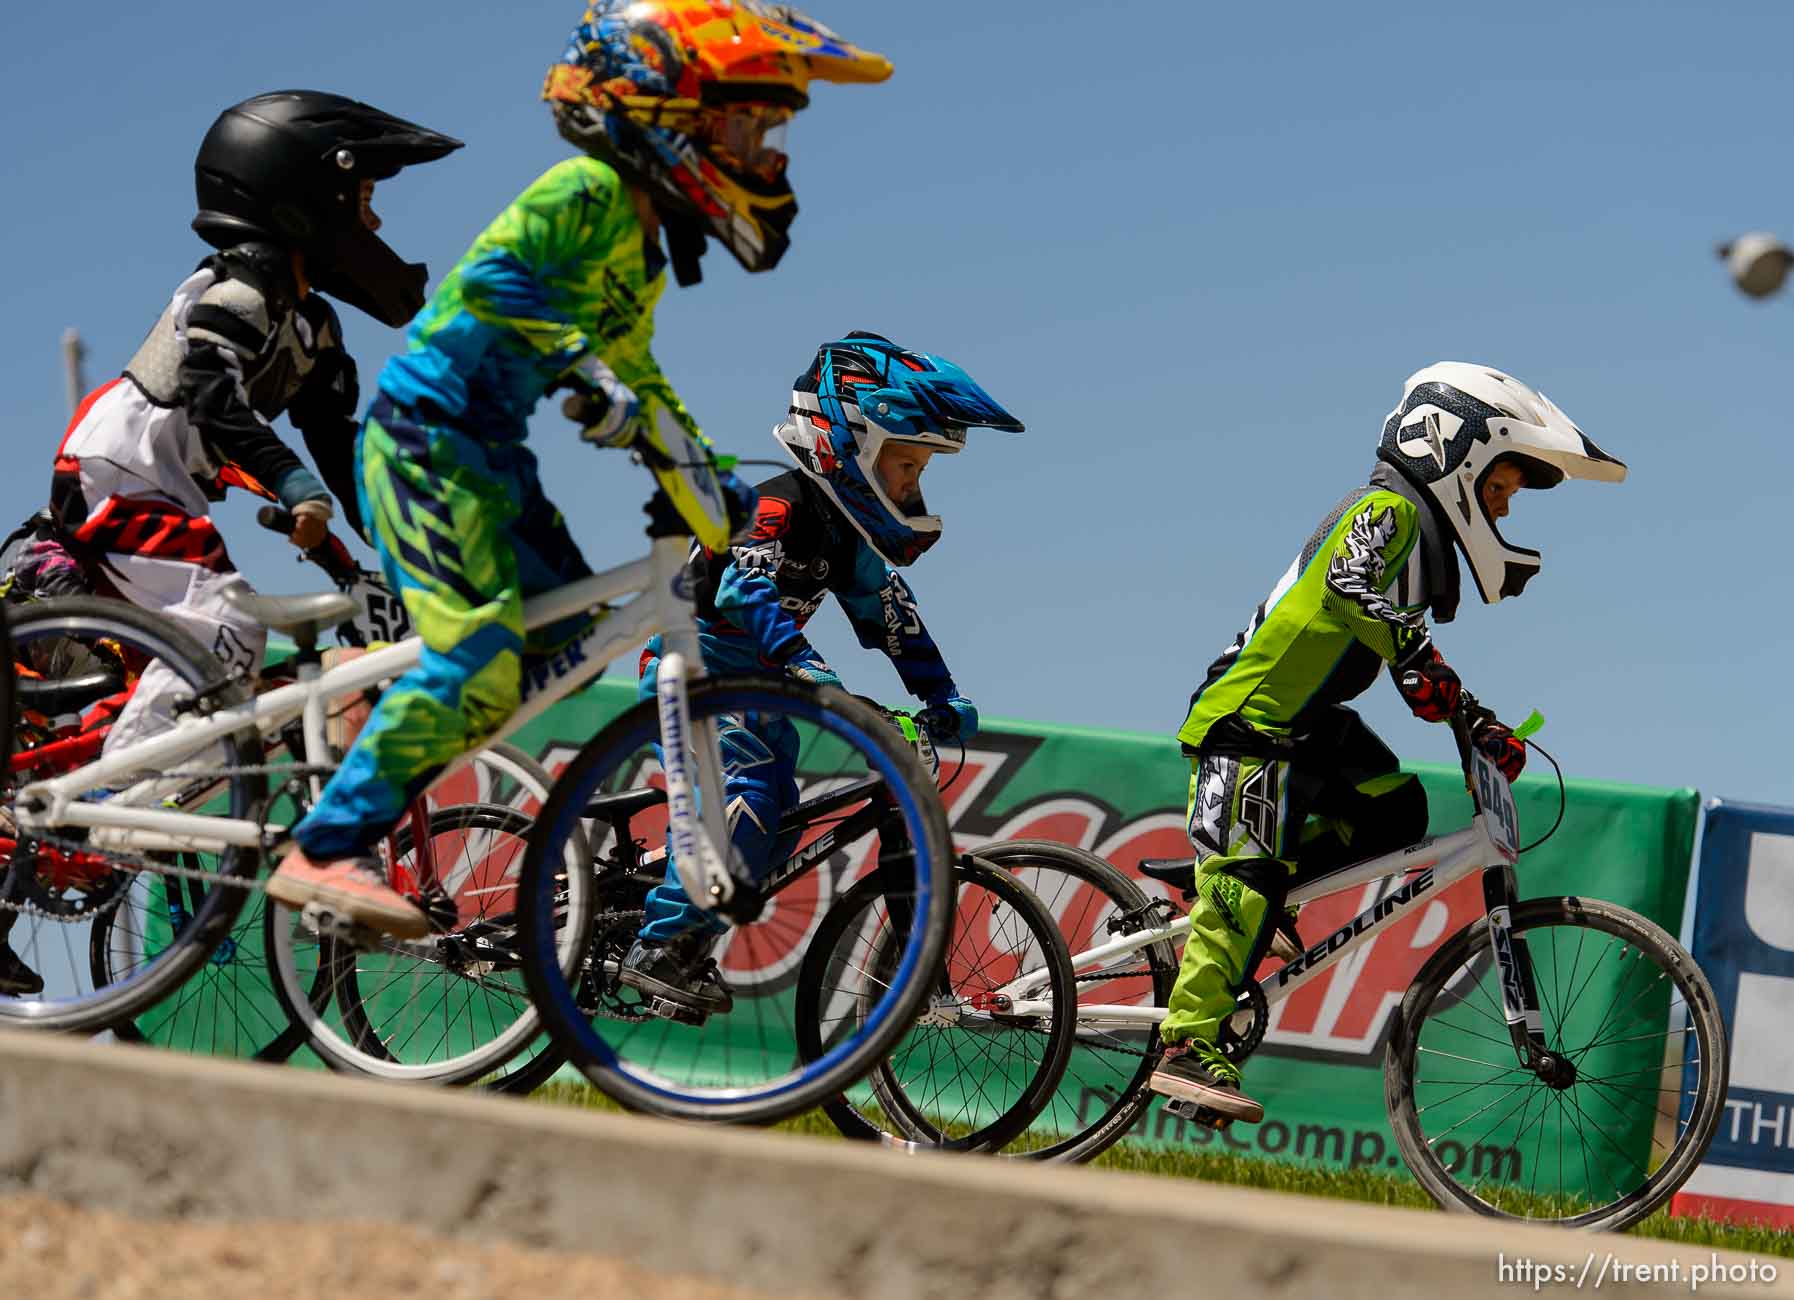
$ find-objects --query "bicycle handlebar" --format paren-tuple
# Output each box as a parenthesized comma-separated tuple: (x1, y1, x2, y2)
(256, 505, 363, 590)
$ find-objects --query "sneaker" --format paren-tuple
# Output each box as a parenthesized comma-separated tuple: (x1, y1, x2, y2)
(0, 944, 44, 996)
(1149, 1038, 1265, 1123)
(618, 931, 734, 1020)
(264, 848, 430, 939)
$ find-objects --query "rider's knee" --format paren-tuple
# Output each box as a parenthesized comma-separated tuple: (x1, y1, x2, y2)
(1377, 775, 1429, 851)
(1200, 856, 1293, 905)
(459, 652, 522, 742)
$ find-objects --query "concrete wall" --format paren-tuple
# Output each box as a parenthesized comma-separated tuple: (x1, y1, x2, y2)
(1, 1032, 1786, 1300)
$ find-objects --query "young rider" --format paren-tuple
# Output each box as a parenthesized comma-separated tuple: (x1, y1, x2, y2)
(50, 90, 461, 758)
(620, 330, 1024, 1018)
(267, 0, 893, 938)
(1149, 363, 1627, 1123)
(0, 92, 459, 996)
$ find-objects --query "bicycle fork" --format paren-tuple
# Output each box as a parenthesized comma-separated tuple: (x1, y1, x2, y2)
(1483, 865, 1574, 1087)
(653, 651, 736, 915)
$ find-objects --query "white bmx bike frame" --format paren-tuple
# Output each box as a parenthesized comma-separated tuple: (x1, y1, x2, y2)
(995, 745, 1540, 1044)
(13, 534, 739, 909)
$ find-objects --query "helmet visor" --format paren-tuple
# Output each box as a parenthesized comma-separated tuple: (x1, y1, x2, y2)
(699, 106, 791, 184)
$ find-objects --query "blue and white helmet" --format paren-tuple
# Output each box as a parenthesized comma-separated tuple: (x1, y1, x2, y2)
(774, 331, 1024, 565)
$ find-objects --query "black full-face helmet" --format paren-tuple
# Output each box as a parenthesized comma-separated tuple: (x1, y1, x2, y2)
(193, 90, 463, 326)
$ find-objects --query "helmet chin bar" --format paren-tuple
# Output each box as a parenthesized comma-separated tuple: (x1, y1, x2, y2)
(1501, 561, 1538, 600)
(1431, 464, 1543, 606)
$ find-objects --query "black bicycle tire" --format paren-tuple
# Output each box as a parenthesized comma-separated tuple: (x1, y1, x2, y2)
(517, 676, 954, 1122)
(0, 595, 266, 1032)
(803, 854, 1078, 1152)
(1384, 895, 1728, 1231)
(973, 839, 1180, 1162)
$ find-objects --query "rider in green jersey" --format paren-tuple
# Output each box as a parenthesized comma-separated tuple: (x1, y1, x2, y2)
(1150, 362, 1626, 1123)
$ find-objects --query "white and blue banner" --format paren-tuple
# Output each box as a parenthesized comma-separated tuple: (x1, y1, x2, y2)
(1673, 799, 1794, 1228)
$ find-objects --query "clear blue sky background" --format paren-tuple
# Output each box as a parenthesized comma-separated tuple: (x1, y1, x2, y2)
(1, 1, 1786, 803)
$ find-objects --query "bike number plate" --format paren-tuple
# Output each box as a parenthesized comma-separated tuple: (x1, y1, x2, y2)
(349, 572, 413, 645)
(1471, 747, 1520, 860)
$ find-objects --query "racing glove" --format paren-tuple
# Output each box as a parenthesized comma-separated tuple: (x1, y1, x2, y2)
(1470, 713, 1527, 783)
(918, 693, 979, 743)
(559, 355, 642, 448)
(1392, 642, 1462, 723)
(780, 640, 843, 691)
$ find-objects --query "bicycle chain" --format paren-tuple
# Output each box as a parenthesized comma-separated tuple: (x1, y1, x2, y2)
(0, 762, 321, 923)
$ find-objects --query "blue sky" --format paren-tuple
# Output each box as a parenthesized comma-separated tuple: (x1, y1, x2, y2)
(1, 1, 1788, 803)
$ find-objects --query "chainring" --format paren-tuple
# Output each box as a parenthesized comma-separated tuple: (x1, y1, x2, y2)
(1216, 977, 1268, 1065)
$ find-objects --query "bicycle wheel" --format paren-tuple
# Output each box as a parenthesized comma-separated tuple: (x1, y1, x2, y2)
(517, 677, 954, 1123)
(974, 840, 1179, 1161)
(803, 854, 1077, 1151)
(0, 596, 267, 1032)
(266, 743, 586, 1086)
(102, 855, 304, 1061)
(1385, 895, 1727, 1232)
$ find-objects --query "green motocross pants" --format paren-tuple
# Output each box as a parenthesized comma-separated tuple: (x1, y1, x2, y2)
(1159, 707, 1428, 1048)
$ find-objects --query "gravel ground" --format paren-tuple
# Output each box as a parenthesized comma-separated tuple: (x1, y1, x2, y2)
(0, 1195, 821, 1300)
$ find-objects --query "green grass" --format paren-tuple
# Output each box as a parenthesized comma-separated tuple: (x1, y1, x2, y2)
(531, 1082, 1794, 1259)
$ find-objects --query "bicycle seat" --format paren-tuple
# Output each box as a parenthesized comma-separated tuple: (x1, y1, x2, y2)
(17, 669, 126, 716)
(584, 787, 668, 824)
(223, 589, 358, 644)
(1137, 856, 1197, 885)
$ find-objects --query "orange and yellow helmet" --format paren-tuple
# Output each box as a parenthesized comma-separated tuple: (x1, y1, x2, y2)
(544, 1, 890, 282)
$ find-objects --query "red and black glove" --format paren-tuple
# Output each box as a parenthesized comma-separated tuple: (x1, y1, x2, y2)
(1392, 643, 1462, 722)
(1471, 713, 1527, 782)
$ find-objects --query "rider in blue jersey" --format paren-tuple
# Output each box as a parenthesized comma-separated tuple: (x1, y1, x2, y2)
(622, 331, 1024, 1018)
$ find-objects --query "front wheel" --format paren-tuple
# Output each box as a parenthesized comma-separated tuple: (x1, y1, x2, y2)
(517, 677, 954, 1123)
(1384, 895, 1727, 1232)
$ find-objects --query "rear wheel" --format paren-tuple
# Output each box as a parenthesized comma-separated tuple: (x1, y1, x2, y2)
(102, 859, 304, 1061)
(0, 596, 266, 1033)
(266, 743, 582, 1086)
(802, 854, 1078, 1151)
(975, 841, 1179, 1160)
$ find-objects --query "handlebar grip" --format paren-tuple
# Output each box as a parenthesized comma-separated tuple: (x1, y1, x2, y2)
(258, 504, 360, 589)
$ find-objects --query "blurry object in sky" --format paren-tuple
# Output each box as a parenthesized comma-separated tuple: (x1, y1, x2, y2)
(1718, 232, 1794, 299)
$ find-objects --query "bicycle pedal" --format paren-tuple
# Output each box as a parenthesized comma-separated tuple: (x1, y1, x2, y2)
(298, 902, 386, 952)
(1162, 1097, 1232, 1131)
(646, 995, 710, 1027)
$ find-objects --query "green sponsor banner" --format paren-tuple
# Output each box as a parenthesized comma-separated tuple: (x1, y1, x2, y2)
(144, 677, 1699, 1202)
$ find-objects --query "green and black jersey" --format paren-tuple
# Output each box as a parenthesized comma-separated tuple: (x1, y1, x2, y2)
(1179, 485, 1438, 751)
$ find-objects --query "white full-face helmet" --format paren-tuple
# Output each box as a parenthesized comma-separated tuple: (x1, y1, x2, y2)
(1377, 362, 1627, 604)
